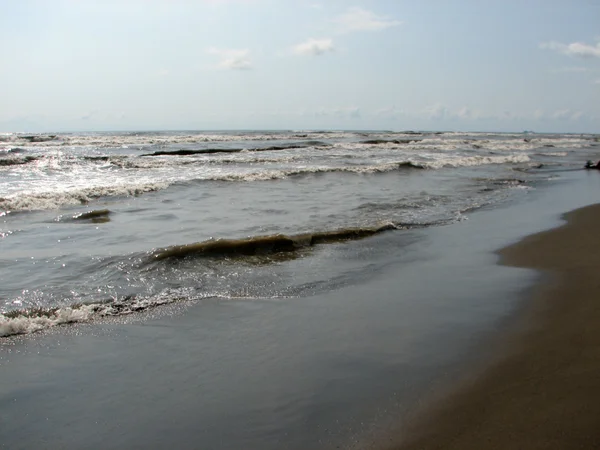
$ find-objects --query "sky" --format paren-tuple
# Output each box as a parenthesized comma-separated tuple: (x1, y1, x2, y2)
(1, 0, 599, 132)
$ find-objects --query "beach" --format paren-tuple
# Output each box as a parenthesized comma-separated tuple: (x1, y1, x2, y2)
(3, 0, 600, 447)
(391, 204, 600, 449)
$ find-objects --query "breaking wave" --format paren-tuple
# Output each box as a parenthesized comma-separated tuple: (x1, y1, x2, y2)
(0, 289, 193, 337)
(148, 222, 436, 262)
(0, 153, 531, 212)
(0, 183, 167, 212)
(419, 154, 530, 169)
(204, 155, 530, 181)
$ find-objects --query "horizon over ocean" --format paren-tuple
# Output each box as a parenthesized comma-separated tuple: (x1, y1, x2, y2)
(4, 127, 598, 134)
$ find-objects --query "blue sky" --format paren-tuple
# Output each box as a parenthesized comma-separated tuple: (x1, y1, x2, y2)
(1, 0, 599, 132)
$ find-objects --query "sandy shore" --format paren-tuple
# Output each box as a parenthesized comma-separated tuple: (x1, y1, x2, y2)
(393, 203, 600, 450)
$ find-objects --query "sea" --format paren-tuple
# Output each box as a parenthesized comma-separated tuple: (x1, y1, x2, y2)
(0, 130, 598, 337)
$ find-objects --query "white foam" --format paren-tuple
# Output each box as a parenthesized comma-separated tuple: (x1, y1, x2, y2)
(0, 289, 194, 337)
(0, 182, 168, 212)
(420, 154, 530, 169)
(200, 155, 530, 182)
(0, 306, 96, 337)
(538, 151, 568, 157)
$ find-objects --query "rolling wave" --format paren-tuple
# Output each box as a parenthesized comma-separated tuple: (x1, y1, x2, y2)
(139, 142, 329, 157)
(55, 209, 112, 223)
(359, 139, 414, 145)
(149, 223, 412, 262)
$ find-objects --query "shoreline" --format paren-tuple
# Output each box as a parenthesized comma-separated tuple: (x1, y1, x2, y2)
(391, 203, 600, 450)
(3, 172, 600, 449)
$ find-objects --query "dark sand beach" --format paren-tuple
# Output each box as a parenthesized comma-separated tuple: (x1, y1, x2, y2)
(393, 203, 600, 450)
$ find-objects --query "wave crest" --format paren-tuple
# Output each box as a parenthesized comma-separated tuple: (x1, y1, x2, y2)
(1, 183, 167, 212)
(150, 223, 406, 262)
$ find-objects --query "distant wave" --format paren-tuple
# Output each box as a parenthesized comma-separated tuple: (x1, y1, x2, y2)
(0, 132, 352, 148)
(139, 142, 329, 157)
(1, 132, 595, 154)
(535, 151, 569, 157)
(344, 138, 590, 153)
(0, 147, 27, 154)
(0, 155, 38, 166)
(359, 139, 415, 145)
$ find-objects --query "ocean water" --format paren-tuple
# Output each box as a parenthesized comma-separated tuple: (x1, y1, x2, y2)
(1, 130, 598, 337)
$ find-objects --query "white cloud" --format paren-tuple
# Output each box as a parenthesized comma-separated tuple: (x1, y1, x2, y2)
(595, 79, 600, 84)
(333, 7, 402, 34)
(541, 40, 600, 58)
(293, 38, 334, 56)
(208, 48, 252, 70)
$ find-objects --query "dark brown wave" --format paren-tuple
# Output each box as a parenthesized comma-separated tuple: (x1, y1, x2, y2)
(56, 209, 112, 223)
(140, 142, 329, 157)
(19, 135, 58, 143)
(0, 156, 38, 166)
(360, 139, 415, 145)
(150, 223, 401, 261)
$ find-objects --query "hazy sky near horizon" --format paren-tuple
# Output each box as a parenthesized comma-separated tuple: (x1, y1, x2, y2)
(1, 0, 600, 132)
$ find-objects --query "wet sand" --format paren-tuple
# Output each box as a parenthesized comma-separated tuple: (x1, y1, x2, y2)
(393, 203, 600, 450)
